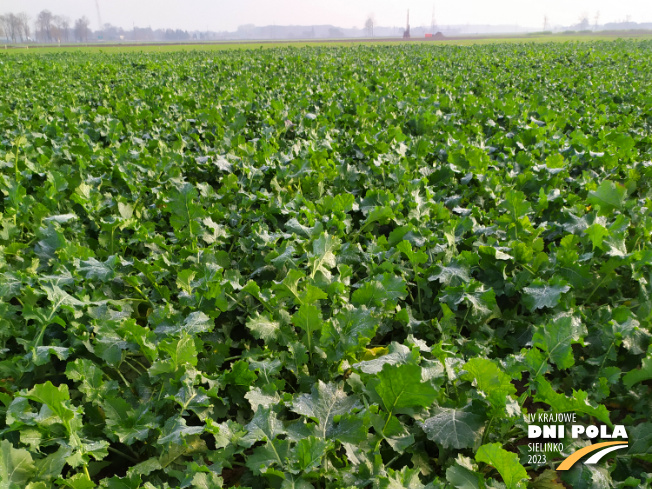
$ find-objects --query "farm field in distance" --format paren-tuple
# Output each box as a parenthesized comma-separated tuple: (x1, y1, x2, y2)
(0, 40, 651, 488)
(3, 30, 652, 55)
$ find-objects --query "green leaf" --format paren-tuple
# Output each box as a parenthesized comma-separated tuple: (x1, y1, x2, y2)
(33, 447, 71, 481)
(280, 476, 314, 489)
(319, 193, 355, 213)
(397, 240, 428, 265)
(150, 334, 198, 374)
(439, 281, 498, 322)
(545, 153, 565, 169)
(24, 381, 76, 423)
(378, 466, 425, 489)
(465, 146, 490, 175)
(168, 183, 203, 236)
(531, 469, 567, 489)
(25, 483, 49, 489)
(446, 463, 482, 489)
(206, 419, 246, 450)
(475, 443, 528, 489)
(310, 232, 340, 279)
(531, 314, 585, 370)
(273, 268, 305, 304)
(375, 363, 437, 414)
(623, 355, 652, 388)
(43, 213, 77, 224)
(180, 311, 213, 334)
(585, 223, 610, 250)
(245, 312, 280, 342)
(92, 321, 128, 367)
(188, 469, 223, 489)
(65, 358, 118, 406)
(522, 278, 571, 311)
(224, 360, 257, 387)
(428, 260, 471, 286)
(41, 283, 85, 308)
(246, 439, 290, 475)
(353, 342, 414, 374)
(560, 464, 611, 489)
(0, 440, 36, 489)
(292, 304, 323, 360)
(245, 386, 282, 412)
(478, 245, 513, 261)
(126, 458, 162, 478)
(587, 180, 627, 214)
(57, 473, 95, 489)
(32, 346, 71, 367)
(103, 398, 156, 444)
(419, 405, 484, 449)
(293, 436, 330, 471)
(352, 274, 407, 309)
(500, 189, 532, 219)
(627, 422, 652, 456)
(300, 284, 328, 304)
(77, 256, 118, 281)
(371, 413, 415, 452)
(361, 206, 394, 231)
(462, 358, 516, 410)
(321, 305, 378, 361)
(291, 381, 361, 439)
(156, 416, 204, 445)
(533, 377, 610, 425)
(243, 406, 285, 446)
(328, 412, 368, 444)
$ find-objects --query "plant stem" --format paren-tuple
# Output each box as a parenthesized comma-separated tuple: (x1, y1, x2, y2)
(585, 275, 609, 303)
(124, 359, 144, 376)
(416, 273, 423, 316)
(14, 138, 21, 182)
(114, 365, 132, 390)
(481, 416, 495, 446)
(108, 446, 139, 463)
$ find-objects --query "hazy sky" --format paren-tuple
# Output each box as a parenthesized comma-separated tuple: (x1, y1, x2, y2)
(3, 0, 651, 31)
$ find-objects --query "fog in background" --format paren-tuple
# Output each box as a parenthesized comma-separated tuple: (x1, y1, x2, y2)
(2, 0, 652, 41)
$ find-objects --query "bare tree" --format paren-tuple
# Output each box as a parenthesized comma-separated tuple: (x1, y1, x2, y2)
(0, 15, 7, 42)
(8, 14, 17, 42)
(74, 16, 90, 42)
(0, 14, 15, 42)
(36, 10, 53, 42)
(13, 13, 25, 42)
(52, 16, 61, 42)
(18, 12, 30, 42)
(52, 16, 70, 42)
(0, 15, 11, 42)
(0, 14, 20, 43)
(0, 12, 32, 43)
(365, 14, 374, 37)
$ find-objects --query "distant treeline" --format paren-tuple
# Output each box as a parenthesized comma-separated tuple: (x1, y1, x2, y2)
(1, 9, 652, 44)
(0, 10, 197, 44)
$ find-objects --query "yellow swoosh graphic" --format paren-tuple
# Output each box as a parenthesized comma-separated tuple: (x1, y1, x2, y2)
(585, 444, 628, 464)
(557, 441, 628, 471)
